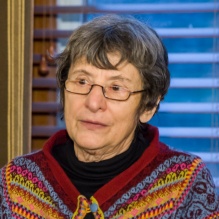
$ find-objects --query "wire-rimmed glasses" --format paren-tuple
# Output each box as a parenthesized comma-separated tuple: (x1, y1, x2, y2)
(65, 79, 147, 101)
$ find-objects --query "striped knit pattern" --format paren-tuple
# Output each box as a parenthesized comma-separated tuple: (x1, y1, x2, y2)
(104, 156, 218, 218)
(1, 128, 219, 218)
(1, 155, 72, 219)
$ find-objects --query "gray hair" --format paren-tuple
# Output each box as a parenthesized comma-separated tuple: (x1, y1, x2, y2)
(56, 14, 170, 116)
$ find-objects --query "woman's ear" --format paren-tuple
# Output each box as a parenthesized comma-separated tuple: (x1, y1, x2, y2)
(139, 98, 160, 123)
(139, 107, 157, 123)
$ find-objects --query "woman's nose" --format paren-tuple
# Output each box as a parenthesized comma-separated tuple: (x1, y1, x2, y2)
(84, 85, 107, 112)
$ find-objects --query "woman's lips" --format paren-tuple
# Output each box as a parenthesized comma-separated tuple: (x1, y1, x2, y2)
(80, 120, 107, 130)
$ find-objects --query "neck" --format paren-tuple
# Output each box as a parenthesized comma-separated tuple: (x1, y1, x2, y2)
(74, 137, 134, 162)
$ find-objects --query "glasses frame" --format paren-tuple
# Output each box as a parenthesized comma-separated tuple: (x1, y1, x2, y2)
(65, 80, 147, 101)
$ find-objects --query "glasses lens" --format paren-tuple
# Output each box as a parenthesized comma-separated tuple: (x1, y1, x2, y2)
(105, 86, 129, 100)
(66, 80, 90, 94)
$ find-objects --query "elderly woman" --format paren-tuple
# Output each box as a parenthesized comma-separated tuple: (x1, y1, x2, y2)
(1, 15, 219, 219)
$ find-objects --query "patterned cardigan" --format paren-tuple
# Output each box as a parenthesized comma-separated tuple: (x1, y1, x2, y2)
(1, 125, 219, 219)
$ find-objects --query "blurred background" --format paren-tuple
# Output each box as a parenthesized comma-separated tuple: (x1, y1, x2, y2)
(0, 0, 218, 193)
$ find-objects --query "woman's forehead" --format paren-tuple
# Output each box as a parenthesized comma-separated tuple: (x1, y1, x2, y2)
(68, 55, 143, 86)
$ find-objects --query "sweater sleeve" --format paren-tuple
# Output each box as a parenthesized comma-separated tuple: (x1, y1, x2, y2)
(0, 166, 13, 218)
(0, 168, 2, 218)
(174, 163, 219, 218)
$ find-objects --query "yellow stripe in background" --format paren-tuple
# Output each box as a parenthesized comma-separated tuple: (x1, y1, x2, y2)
(7, 0, 25, 161)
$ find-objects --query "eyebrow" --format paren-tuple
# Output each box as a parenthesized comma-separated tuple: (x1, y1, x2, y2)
(69, 69, 92, 77)
(108, 75, 132, 83)
(69, 69, 132, 83)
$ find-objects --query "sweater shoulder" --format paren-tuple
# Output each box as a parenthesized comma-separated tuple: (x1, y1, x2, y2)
(159, 142, 203, 163)
(5, 150, 45, 170)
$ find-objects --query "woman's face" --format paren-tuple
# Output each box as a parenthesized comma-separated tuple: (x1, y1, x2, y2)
(64, 53, 154, 162)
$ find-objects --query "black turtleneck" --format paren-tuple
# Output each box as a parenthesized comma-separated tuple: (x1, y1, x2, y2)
(52, 128, 149, 218)
(52, 128, 149, 198)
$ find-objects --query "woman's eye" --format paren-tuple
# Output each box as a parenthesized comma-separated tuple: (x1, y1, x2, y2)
(111, 85, 123, 91)
(77, 79, 87, 85)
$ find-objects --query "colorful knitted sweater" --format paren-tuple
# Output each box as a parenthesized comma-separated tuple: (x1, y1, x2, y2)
(1, 125, 219, 219)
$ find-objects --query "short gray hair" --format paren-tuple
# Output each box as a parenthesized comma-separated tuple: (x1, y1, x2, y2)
(56, 14, 170, 116)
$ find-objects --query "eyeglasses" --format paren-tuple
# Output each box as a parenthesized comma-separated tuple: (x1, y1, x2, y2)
(65, 79, 147, 101)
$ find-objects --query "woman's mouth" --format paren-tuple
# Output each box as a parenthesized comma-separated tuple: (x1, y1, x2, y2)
(80, 120, 107, 130)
